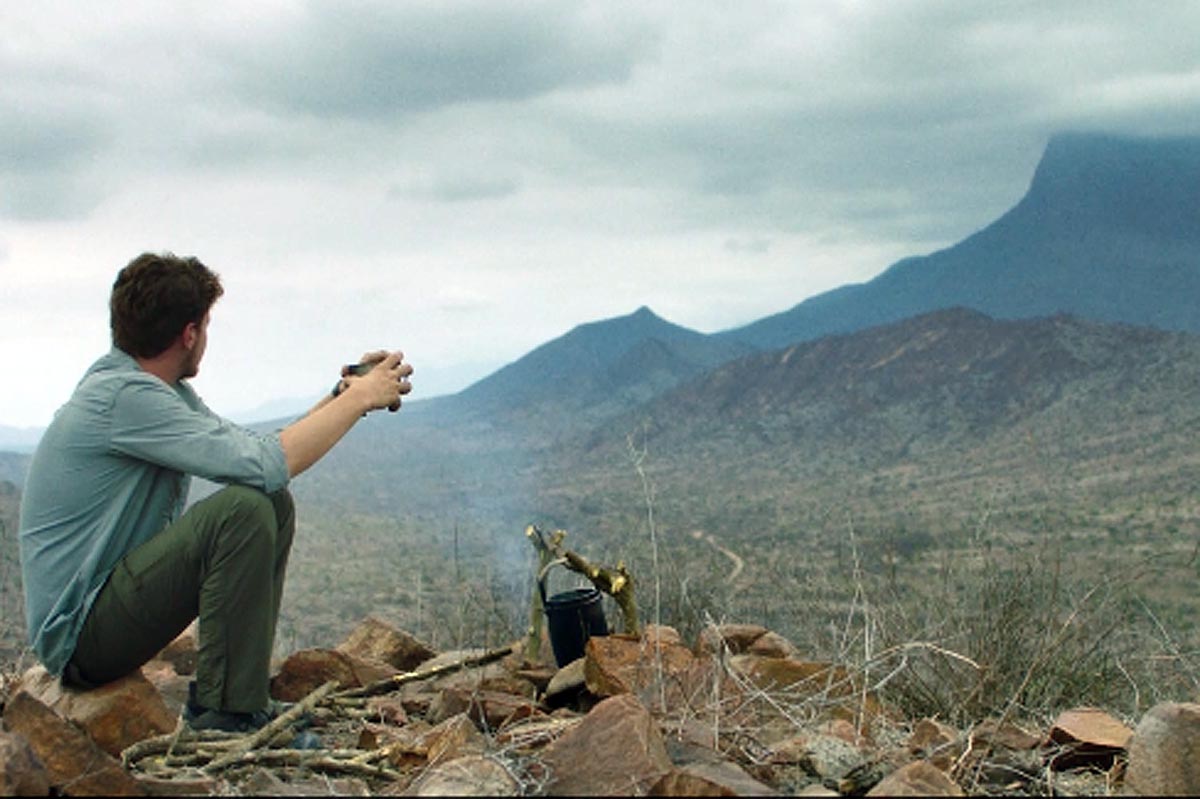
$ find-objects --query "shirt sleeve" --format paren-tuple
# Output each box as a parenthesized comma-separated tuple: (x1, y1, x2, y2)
(108, 378, 290, 492)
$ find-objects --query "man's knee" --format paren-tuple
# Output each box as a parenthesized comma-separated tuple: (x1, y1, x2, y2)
(214, 486, 279, 550)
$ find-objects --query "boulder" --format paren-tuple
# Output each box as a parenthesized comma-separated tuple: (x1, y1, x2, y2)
(422, 713, 488, 765)
(17, 665, 174, 757)
(866, 761, 965, 796)
(241, 768, 371, 796)
(0, 730, 51, 797)
(2, 689, 145, 796)
(337, 616, 437, 672)
(269, 648, 398, 702)
(1046, 707, 1133, 770)
(1124, 702, 1200, 796)
(544, 657, 588, 707)
(696, 624, 769, 656)
(805, 734, 870, 783)
(152, 620, 199, 675)
(971, 718, 1040, 751)
(650, 759, 777, 796)
(583, 634, 697, 703)
(907, 718, 961, 770)
(727, 655, 883, 724)
(426, 687, 542, 730)
(747, 631, 800, 659)
(365, 695, 410, 726)
(727, 656, 852, 696)
(404, 754, 519, 796)
(540, 693, 672, 795)
(643, 625, 685, 648)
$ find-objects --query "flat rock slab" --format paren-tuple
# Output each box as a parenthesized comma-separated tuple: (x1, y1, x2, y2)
(540, 693, 672, 795)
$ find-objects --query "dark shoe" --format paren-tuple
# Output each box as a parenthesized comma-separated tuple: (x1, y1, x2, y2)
(183, 682, 318, 745)
(184, 681, 277, 733)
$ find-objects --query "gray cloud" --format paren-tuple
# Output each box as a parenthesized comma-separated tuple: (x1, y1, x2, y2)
(219, 1, 658, 120)
(397, 172, 522, 203)
(0, 0, 1197, 244)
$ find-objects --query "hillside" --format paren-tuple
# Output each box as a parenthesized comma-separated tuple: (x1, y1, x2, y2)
(721, 132, 1200, 350)
(444, 306, 754, 431)
(600, 308, 1200, 467)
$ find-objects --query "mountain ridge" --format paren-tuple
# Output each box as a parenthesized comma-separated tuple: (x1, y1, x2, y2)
(718, 132, 1200, 350)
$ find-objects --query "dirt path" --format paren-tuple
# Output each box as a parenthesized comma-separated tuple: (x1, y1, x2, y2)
(689, 529, 745, 584)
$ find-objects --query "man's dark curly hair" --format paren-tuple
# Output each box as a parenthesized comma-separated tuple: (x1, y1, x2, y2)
(110, 252, 224, 358)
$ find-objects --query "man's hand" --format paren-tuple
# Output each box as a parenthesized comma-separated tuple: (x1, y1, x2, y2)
(281, 351, 413, 478)
(342, 351, 413, 413)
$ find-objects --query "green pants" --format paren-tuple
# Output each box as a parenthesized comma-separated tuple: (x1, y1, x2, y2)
(66, 485, 295, 713)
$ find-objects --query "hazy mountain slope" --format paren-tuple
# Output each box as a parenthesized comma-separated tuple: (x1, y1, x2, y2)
(446, 306, 755, 424)
(0, 452, 30, 489)
(603, 308, 1200, 473)
(720, 133, 1200, 350)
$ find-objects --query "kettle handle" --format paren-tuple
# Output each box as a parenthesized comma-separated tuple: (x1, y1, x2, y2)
(537, 557, 568, 607)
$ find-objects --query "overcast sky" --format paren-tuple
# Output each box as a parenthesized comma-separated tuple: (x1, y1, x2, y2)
(2, 1, 1198, 429)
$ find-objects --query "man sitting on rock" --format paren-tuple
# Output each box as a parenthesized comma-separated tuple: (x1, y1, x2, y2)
(18, 252, 413, 732)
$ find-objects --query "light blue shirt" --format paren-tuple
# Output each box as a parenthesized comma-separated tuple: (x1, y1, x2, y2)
(18, 348, 289, 675)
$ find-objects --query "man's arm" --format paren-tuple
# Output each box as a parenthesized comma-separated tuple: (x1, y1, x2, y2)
(279, 351, 411, 478)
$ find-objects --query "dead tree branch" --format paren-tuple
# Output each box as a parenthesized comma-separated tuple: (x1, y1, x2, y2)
(527, 525, 639, 635)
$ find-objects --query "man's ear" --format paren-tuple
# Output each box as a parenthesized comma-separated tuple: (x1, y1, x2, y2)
(181, 321, 199, 351)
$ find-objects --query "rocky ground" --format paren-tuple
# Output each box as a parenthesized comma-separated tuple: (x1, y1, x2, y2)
(0, 617, 1196, 796)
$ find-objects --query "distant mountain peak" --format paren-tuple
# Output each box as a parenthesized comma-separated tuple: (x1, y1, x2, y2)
(1022, 132, 1200, 240)
(719, 131, 1200, 350)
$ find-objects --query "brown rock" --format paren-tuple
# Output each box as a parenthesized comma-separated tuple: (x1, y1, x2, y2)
(584, 634, 696, 702)
(422, 713, 487, 766)
(372, 722, 434, 770)
(153, 620, 199, 675)
(766, 734, 811, 765)
(0, 730, 51, 797)
(366, 696, 410, 726)
(242, 768, 371, 796)
(426, 687, 542, 730)
(407, 649, 535, 698)
(650, 760, 777, 796)
(804, 734, 869, 782)
(821, 718, 863, 746)
(133, 774, 221, 796)
(695, 624, 769, 656)
(866, 761, 965, 796)
(405, 755, 519, 796)
(972, 718, 1040, 751)
(139, 660, 191, 718)
(1124, 702, 1200, 796)
(3, 689, 145, 796)
(513, 665, 557, 693)
(1047, 707, 1133, 770)
(643, 625, 684, 648)
(544, 657, 588, 706)
(337, 616, 438, 672)
(747, 631, 799, 659)
(17, 665, 174, 757)
(907, 718, 961, 770)
(728, 655, 850, 695)
(541, 693, 672, 795)
(728, 655, 883, 724)
(269, 648, 398, 702)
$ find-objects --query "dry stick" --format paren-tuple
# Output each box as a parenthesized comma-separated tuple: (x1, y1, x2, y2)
(628, 431, 665, 711)
(332, 644, 515, 700)
(123, 728, 244, 766)
(212, 749, 406, 782)
(525, 525, 564, 660)
(205, 679, 339, 773)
